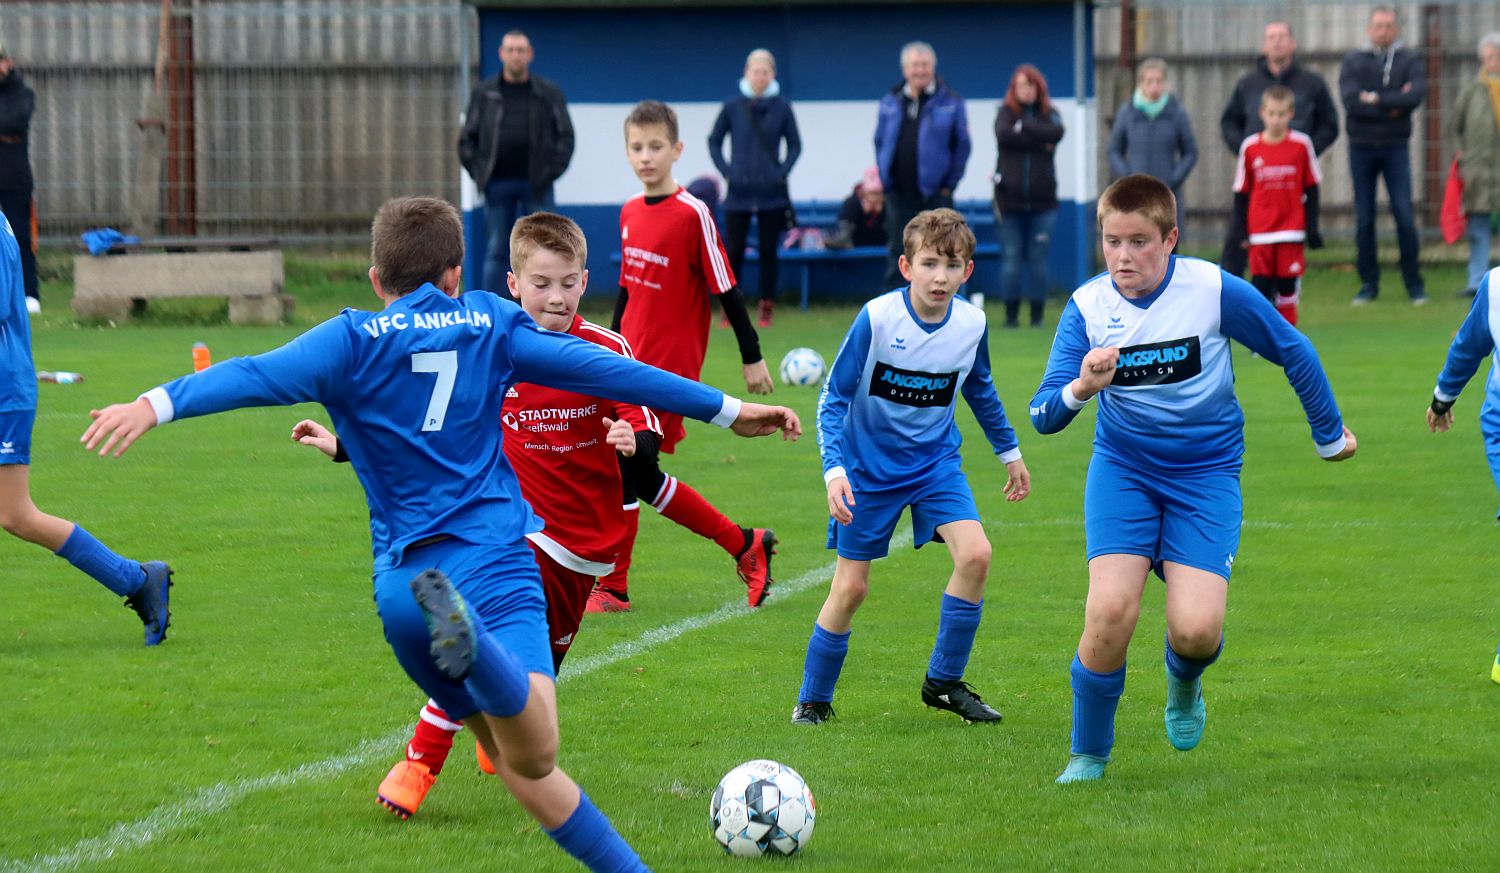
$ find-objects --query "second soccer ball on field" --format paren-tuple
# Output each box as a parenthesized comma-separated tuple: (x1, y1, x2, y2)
(778, 347, 826, 387)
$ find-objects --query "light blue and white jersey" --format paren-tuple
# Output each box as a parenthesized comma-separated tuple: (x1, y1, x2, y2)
(1029, 256, 1345, 474)
(141, 283, 737, 571)
(0, 212, 36, 413)
(1434, 267, 1500, 421)
(818, 288, 1021, 490)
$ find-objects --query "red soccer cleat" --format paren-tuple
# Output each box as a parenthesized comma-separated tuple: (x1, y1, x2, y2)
(736, 528, 777, 607)
(376, 760, 435, 820)
(475, 740, 496, 775)
(585, 586, 631, 613)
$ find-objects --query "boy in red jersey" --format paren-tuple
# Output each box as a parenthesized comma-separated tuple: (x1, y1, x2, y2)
(596, 99, 777, 613)
(295, 213, 664, 819)
(1231, 85, 1323, 326)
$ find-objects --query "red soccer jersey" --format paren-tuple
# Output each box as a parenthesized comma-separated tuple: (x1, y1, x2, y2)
(1233, 130, 1322, 245)
(617, 186, 736, 382)
(504, 316, 659, 574)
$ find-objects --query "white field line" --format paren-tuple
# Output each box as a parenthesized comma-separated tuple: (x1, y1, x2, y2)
(3, 529, 909, 873)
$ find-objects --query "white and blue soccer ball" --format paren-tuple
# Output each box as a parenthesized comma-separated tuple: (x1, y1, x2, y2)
(778, 347, 826, 387)
(710, 759, 816, 857)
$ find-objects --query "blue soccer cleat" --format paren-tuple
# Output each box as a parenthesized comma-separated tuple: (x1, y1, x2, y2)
(1055, 753, 1108, 784)
(124, 561, 173, 646)
(1164, 673, 1207, 751)
(409, 569, 477, 680)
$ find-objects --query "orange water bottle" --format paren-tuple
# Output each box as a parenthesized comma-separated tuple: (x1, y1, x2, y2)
(192, 342, 212, 372)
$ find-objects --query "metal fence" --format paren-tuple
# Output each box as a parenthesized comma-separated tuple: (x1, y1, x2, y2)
(1095, 0, 1500, 241)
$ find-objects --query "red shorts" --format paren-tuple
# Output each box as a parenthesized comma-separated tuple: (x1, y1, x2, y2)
(655, 411, 686, 454)
(527, 541, 597, 666)
(1249, 242, 1305, 280)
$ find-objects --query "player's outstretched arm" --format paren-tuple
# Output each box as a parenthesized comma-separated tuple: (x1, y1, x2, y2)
(826, 475, 855, 525)
(730, 402, 801, 440)
(291, 419, 339, 459)
(1002, 458, 1031, 502)
(82, 398, 158, 458)
(742, 360, 774, 396)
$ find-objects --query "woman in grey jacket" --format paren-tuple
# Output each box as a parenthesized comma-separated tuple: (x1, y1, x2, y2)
(1108, 59, 1198, 242)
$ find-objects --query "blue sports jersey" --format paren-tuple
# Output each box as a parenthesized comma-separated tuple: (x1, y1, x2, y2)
(0, 212, 36, 413)
(1029, 256, 1345, 473)
(142, 284, 737, 570)
(817, 288, 1021, 490)
(1435, 268, 1500, 413)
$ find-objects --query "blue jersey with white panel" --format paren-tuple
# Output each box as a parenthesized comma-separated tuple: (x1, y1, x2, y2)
(0, 212, 35, 413)
(142, 283, 736, 571)
(1029, 256, 1345, 474)
(1434, 267, 1500, 424)
(817, 288, 1021, 490)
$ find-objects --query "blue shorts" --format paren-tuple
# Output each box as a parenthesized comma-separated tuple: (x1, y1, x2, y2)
(373, 536, 553, 721)
(0, 408, 34, 465)
(826, 474, 979, 561)
(1084, 453, 1241, 581)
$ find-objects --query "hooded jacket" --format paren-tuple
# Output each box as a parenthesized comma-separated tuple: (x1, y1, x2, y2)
(1219, 56, 1339, 155)
(1338, 42, 1426, 147)
(708, 94, 802, 213)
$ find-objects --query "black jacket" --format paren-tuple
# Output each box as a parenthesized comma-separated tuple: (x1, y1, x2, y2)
(708, 95, 802, 212)
(458, 72, 574, 195)
(1219, 57, 1339, 155)
(1338, 43, 1426, 147)
(0, 69, 35, 191)
(993, 103, 1063, 213)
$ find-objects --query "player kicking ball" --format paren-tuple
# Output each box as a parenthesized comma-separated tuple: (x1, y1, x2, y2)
(81, 197, 801, 872)
(1424, 263, 1500, 685)
(0, 210, 171, 646)
(1030, 175, 1356, 784)
(790, 208, 1031, 727)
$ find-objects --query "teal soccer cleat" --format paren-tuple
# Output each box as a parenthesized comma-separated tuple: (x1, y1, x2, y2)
(1164, 673, 1207, 751)
(409, 569, 477, 680)
(1055, 753, 1109, 784)
(124, 561, 173, 646)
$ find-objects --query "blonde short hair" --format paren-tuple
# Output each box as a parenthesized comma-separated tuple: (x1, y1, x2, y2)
(1097, 174, 1177, 238)
(510, 212, 588, 275)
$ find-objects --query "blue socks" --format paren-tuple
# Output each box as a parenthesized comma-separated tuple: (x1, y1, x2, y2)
(798, 623, 850, 703)
(927, 593, 983, 682)
(467, 633, 533, 718)
(1164, 634, 1223, 683)
(546, 791, 648, 873)
(1070, 653, 1126, 759)
(55, 525, 145, 597)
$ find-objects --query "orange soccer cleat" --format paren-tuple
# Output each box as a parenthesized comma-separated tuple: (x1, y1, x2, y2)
(475, 740, 497, 775)
(376, 760, 435, 820)
(736, 528, 777, 607)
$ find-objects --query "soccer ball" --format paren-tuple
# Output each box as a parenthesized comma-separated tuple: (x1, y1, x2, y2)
(779, 347, 826, 386)
(710, 759, 816, 857)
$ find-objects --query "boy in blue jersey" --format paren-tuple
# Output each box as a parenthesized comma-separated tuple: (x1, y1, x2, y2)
(80, 197, 801, 872)
(0, 211, 172, 646)
(1029, 174, 1357, 784)
(1425, 264, 1500, 684)
(791, 208, 1031, 727)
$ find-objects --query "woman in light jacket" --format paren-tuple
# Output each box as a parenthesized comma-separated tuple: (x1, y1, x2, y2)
(1108, 58, 1198, 242)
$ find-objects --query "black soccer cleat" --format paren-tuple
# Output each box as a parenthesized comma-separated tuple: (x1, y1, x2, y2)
(921, 676, 1003, 724)
(789, 700, 835, 726)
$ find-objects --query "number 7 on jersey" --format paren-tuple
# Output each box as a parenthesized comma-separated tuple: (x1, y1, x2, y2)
(411, 351, 457, 432)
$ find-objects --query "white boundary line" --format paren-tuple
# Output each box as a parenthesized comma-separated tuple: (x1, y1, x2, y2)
(3, 529, 910, 873)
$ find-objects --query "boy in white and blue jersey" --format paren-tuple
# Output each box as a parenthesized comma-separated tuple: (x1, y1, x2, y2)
(0, 211, 172, 645)
(1030, 175, 1356, 784)
(81, 197, 802, 873)
(791, 208, 1031, 727)
(1425, 264, 1500, 684)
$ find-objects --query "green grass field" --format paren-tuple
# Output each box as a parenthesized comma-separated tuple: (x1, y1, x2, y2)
(3, 259, 1497, 872)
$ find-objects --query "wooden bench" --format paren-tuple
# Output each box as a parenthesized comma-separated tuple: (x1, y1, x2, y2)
(73, 237, 291, 324)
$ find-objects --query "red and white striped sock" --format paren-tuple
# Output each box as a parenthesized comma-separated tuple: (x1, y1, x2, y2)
(406, 700, 461, 776)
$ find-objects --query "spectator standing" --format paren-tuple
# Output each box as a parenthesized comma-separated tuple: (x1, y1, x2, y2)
(992, 63, 1064, 328)
(1219, 21, 1340, 277)
(1340, 5, 1427, 306)
(1108, 59, 1198, 243)
(825, 167, 887, 250)
(709, 49, 802, 328)
(0, 39, 38, 314)
(875, 41, 971, 290)
(1448, 32, 1500, 299)
(458, 30, 575, 291)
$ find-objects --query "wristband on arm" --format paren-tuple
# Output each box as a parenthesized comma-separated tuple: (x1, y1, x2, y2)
(1430, 395, 1455, 417)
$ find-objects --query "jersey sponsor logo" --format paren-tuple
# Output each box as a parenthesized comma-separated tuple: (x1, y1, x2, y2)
(868, 360, 959, 408)
(359, 308, 493, 338)
(622, 245, 669, 268)
(502, 412, 519, 431)
(1112, 336, 1201, 386)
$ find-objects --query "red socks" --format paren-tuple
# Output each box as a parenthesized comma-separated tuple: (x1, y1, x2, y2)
(406, 701, 461, 775)
(651, 476, 744, 556)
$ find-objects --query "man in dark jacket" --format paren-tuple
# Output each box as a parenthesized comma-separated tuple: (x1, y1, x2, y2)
(458, 30, 575, 291)
(1219, 21, 1339, 276)
(1340, 5, 1426, 305)
(874, 41, 971, 289)
(0, 40, 38, 314)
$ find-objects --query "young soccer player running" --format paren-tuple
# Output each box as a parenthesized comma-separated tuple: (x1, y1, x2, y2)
(81, 197, 801, 872)
(0, 209, 172, 646)
(598, 100, 778, 614)
(1231, 85, 1324, 326)
(1030, 175, 1357, 784)
(790, 208, 1031, 727)
(1424, 263, 1500, 684)
(291, 213, 664, 819)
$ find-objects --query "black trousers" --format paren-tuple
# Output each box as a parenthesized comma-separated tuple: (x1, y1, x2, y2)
(883, 188, 953, 291)
(724, 209, 787, 303)
(0, 188, 38, 299)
